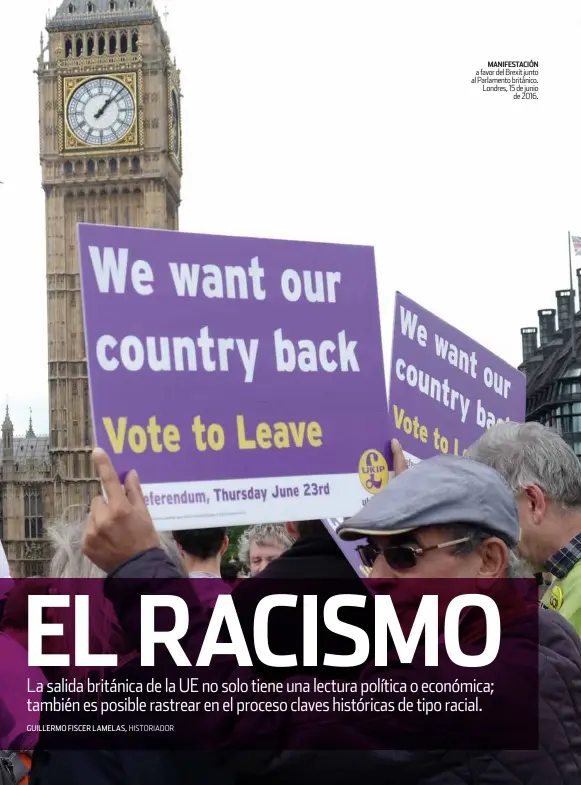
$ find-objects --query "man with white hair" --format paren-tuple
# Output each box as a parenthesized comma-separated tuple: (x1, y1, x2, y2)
(238, 524, 293, 576)
(467, 421, 581, 630)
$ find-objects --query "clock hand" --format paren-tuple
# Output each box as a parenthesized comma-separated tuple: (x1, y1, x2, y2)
(94, 96, 114, 119)
(94, 91, 119, 120)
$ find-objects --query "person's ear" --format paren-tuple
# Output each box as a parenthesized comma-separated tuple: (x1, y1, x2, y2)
(477, 538, 508, 578)
(521, 484, 547, 525)
(220, 535, 230, 556)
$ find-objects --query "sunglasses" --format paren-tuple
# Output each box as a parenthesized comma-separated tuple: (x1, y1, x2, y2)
(356, 536, 471, 571)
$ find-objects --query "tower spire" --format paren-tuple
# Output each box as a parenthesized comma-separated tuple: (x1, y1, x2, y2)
(2, 405, 13, 459)
(26, 408, 35, 438)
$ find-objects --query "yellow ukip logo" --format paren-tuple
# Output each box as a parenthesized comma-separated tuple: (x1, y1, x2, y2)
(358, 450, 389, 494)
(548, 585, 564, 612)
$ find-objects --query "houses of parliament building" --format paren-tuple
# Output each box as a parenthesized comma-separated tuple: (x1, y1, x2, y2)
(0, 0, 182, 576)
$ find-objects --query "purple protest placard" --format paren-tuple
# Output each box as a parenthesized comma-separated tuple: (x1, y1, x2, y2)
(390, 292, 526, 463)
(78, 225, 392, 530)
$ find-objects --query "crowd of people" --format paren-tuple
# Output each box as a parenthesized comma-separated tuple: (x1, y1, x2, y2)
(1, 421, 581, 782)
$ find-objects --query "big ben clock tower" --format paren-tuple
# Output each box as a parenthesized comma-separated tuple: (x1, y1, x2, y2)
(38, 0, 182, 519)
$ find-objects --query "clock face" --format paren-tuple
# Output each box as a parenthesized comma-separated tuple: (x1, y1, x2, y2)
(171, 90, 180, 155)
(67, 77, 136, 146)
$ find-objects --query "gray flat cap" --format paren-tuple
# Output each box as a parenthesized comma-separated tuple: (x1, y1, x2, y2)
(337, 454, 520, 546)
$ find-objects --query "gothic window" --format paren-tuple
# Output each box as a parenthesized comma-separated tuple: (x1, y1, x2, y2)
(24, 487, 43, 540)
(130, 0, 136, 6)
(65, 38, 73, 58)
(76, 36, 83, 57)
(98, 34, 106, 55)
(120, 32, 128, 53)
(131, 156, 140, 173)
(167, 201, 176, 231)
(87, 160, 95, 176)
(131, 31, 139, 52)
(98, 159, 106, 175)
(110, 1, 117, 10)
(109, 158, 118, 173)
(68, 3, 75, 12)
(64, 161, 73, 176)
(87, 35, 95, 56)
(109, 34, 117, 54)
(73, 454, 80, 478)
(88, 1, 95, 10)
(83, 385, 91, 447)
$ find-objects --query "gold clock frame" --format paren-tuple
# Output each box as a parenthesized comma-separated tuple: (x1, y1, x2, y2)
(59, 71, 142, 155)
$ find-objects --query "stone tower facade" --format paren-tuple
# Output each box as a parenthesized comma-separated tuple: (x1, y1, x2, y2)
(0, 407, 52, 577)
(36, 0, 182, 524)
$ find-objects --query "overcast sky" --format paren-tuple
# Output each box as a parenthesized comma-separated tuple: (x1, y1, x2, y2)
(1, 0, 581, 436)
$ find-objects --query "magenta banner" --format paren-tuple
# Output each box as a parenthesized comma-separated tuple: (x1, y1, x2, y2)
(0, 578, 540, 753)
(78, 225, 392, 530)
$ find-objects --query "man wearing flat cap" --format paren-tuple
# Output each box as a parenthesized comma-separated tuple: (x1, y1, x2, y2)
(337, 454, 525, 580)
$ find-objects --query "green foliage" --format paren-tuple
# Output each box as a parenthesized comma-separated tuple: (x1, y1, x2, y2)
(223, 525, 247, 563)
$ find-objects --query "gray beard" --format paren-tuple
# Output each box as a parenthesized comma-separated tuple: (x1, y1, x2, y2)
(507, 550, 537, 578)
